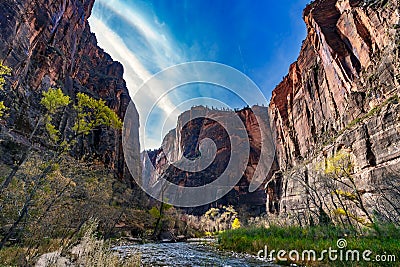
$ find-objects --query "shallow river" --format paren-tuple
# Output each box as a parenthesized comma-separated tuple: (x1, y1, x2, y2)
(113, 241, 279, 267)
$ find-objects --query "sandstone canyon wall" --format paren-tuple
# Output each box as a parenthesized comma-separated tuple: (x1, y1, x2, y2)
(0, 0, 140, 185)
(142, 106, 275, 215)
(267, 0, 400, 220)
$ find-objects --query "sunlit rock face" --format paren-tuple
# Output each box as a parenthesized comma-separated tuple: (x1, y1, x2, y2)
(267, 0, 400, 218)
(0, 0, 140, 185)
(142, 106, 277, 216)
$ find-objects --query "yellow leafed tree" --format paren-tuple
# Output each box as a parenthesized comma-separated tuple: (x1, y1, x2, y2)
(232, 218, 241, 229)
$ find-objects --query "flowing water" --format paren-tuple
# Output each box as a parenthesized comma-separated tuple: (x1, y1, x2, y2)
(113, 241, 279, 267)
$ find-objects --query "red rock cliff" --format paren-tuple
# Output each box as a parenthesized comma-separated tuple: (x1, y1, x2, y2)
(269, 0, 399, 169)
(267, 0, 400, 217)
(142, 106, 275, 215)
(0, 0, 140, 184)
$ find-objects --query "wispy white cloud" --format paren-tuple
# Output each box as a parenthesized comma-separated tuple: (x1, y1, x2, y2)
(88, 17, 151, 91)
(89, 0, 188, 149)
(94, 0, 181, 70)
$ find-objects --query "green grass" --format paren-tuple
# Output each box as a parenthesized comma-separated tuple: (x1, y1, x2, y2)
(0, 246, 27, 266)
(218, 224, 400, 266)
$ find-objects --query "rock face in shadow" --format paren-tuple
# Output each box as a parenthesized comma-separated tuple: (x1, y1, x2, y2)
(267, 0, 400, 218)
(142, 106, 275, 216)
(0, 0, 140, 185)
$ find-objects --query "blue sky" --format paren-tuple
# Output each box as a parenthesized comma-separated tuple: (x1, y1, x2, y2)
(89, 0, 310, 149)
